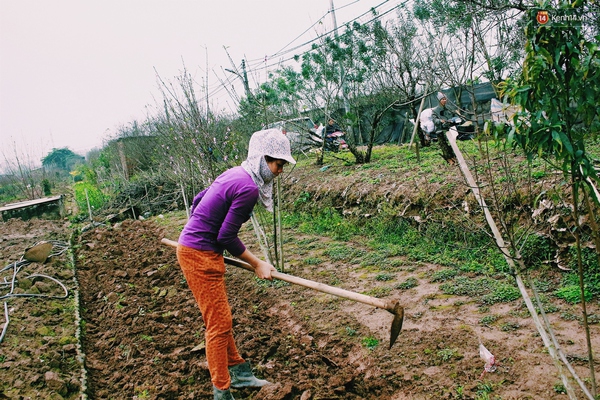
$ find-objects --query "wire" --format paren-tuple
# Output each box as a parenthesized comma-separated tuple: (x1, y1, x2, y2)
(0, 302, 9, 344)
(0, 240, 71, 344)
(0, 273, 69, 300)
(250, 0, 395, 64)
(211, 0, 405, 105)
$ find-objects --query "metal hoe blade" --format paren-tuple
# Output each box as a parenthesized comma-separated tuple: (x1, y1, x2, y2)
(387, 302, 404, 349)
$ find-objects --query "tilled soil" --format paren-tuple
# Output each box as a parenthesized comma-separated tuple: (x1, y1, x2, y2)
(0, 218, 79, 399)
(1, 216, 599, 399)
(75, 219, 402, 399)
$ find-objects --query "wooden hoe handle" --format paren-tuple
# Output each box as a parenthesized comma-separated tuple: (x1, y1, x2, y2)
(161, 237, 403, 348)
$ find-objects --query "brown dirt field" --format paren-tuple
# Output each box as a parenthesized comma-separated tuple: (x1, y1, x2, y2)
(1, 216, 598, 399)
(1, 147, 599, 399)
(0, 218, 78, 399)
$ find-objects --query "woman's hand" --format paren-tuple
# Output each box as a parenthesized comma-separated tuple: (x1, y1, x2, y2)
(254, 260, 276, 280)
(238, 249, 277, 280)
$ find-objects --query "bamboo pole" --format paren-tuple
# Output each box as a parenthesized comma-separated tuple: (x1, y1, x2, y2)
(180, 182, 190, 220)
(84, 189, 93, 222)
(447, 129, 593, 400)
(276, 176, 284, 272)
(251, 213, 272, 264)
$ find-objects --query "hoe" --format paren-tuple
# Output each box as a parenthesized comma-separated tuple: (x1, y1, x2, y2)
(161, 238, 404, 348)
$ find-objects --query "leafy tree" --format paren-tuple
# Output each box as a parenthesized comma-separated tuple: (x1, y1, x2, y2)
(500, 1, 599, 395)
(413, 0, 528, 89)
(340, 15, 430, 158)
(150, 68, 247, 205)
(73, 181, 107, 220)
(42, 147, 84, 173)
(502, 5, 599, 189)
(237, 66, 310, 135)
(296, 36, 349, 164)
(294, 12, 421, 164)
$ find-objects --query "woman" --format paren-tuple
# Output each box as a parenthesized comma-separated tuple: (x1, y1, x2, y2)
(176, 128, 295, 400)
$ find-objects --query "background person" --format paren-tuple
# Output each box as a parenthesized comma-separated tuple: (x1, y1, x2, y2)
(432, 92, 455, 131)
(176, 129, 296, 400)
(431, 92, 459, 163)
(324, 118, 342, 136)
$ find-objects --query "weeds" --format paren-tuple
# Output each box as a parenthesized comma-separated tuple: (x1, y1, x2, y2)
(553, 383, 567, 394)
(479, 315, 499, 326)
(431, 268, 458, 282)
(345, 326, 357, 336)
(364, 286, 392, 298)
(500, 321, 520, 332)
(396, 277, 418, 290)
(362, 336, 379, 350)
(555, 285, 592, 304)
(481, 284, 521, 305)
(375, 272, 395, 281)
(440, 276, 496, 297)
(323, 244, 357, 261)
(475, 381, 497, 400)
(255, 278, 289, 289)
(303, 256, 323, 266)
(133, 388, 150, 399)
(437, 348, 461, 362)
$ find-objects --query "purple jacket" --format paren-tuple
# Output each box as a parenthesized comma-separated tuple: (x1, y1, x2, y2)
(178, 166, 259, 257)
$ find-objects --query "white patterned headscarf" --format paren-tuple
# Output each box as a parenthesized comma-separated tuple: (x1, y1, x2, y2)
(241, 129, 296, 212)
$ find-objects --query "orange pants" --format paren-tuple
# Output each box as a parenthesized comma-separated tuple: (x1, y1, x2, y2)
(176, 244, 245, 390)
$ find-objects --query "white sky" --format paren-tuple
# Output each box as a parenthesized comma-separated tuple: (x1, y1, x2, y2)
(0, 0, 399, 169)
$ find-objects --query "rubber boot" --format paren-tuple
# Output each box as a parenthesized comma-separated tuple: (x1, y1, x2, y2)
(229, 361, 271, 388)
(213, 386, 235, 400)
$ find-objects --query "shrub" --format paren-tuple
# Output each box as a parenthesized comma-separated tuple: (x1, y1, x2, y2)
(554, 285, 592, 304)
(73, 182, 106, 215)
(481, 284, 521, 305)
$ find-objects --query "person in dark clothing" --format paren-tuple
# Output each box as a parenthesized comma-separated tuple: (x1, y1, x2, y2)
(324, 118, 342, 136)
(323, 118, 345, 152)
(431, 92, 457, 164)
(432, 92, 455, 131)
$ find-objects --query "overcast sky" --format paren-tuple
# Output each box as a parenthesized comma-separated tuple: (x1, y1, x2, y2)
(0, 0, 398, 169)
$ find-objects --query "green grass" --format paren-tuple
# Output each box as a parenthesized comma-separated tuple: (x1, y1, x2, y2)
(361, 336, 379, 350)
(479, 315, 499, 326)
(437, 348, 462, 362)
(396, 277, 418, 290)
(430, 268, 458, 282)
(235, 143, 600, 332)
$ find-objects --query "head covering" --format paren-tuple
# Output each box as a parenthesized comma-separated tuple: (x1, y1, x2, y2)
(241, 129, 296, 211)
(437, 92, 447, 101)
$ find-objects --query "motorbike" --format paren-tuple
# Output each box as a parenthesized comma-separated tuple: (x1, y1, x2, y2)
(324, 131, 348, 152)
(441, 116, 474, 141)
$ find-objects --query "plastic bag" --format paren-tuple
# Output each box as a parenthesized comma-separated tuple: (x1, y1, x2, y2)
(479, 343, 497, 374)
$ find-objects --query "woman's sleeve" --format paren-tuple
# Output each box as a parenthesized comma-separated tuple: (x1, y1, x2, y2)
(217, 187, 259, 256)
(190, 188, 208, 214)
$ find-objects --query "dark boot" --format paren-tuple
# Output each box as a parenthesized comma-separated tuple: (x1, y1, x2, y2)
(229, 361, 271, 388)
(213, 386, 235, 400)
